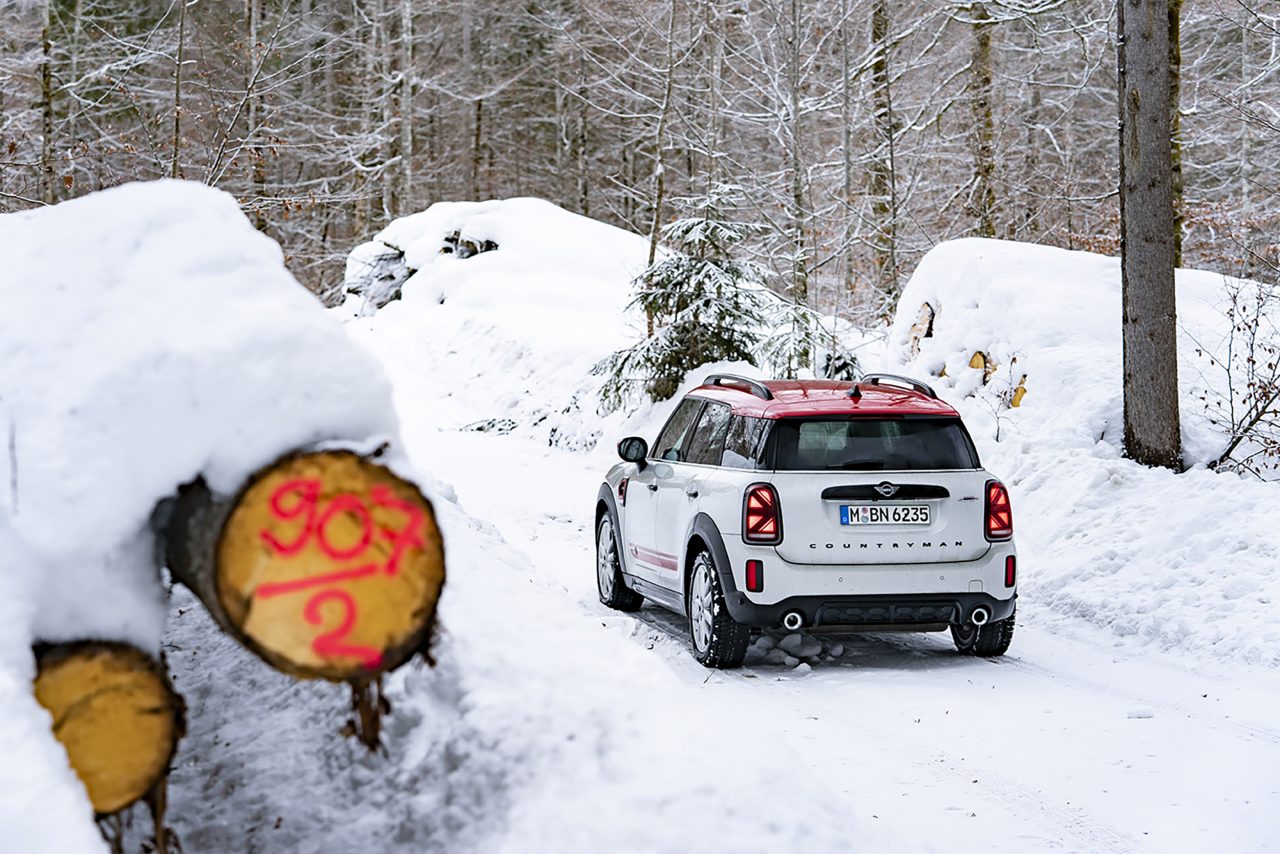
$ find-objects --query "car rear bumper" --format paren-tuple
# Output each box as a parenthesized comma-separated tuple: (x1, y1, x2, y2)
(719, 590, 1016, 629)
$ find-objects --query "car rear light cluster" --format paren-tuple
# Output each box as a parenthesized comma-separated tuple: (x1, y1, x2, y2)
(742, 483, 782, 544)
(985, 480, 1012, 541)
(745, 559, 764, 593)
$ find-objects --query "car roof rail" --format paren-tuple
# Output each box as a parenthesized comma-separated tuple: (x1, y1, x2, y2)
(857, 373, 939, 399)
(704, 373, 774, 400)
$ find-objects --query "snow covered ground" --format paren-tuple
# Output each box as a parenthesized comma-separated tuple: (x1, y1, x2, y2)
(5, 191, 1279, 852)
(335, 203, 1279, 852)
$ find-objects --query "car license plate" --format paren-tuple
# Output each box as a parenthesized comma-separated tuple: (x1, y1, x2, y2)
(840, 504, 930, 525)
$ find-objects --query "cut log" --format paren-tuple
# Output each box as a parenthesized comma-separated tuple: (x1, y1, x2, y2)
(165, 448, 445, 682)
(33, 642, 184, 816)
(907, 302, 935, 357)
(969, 351, 997, 384)
(1011, 374, 1028, 408)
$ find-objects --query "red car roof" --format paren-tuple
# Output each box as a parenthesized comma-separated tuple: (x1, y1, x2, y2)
(687, 378, 960, 419)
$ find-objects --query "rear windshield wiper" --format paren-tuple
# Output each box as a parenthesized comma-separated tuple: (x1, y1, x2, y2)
(826, 459, 885, 470)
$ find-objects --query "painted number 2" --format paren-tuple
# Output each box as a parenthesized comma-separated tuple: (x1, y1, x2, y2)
(256, 477, 427, 669)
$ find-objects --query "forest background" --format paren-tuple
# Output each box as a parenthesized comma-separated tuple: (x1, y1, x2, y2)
(1, 0, 1276, 316)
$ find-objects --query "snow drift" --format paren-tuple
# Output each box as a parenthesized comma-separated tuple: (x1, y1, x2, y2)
(341, 198, 652, 452)
(0, 180, 401, 851)
(882, 238, 1280, 665)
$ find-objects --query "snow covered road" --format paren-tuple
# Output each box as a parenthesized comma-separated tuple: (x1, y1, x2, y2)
(407, 426, 1279, 853)
(333, 207, 1279, 851)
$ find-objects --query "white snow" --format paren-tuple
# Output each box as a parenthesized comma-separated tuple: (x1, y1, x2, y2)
(6, 193, 1280, 853)
(0, 180, 401, 852)
(881, 238, 1280, 665)
(336, 210, 1279, 852)
(340, 198, 653, 452)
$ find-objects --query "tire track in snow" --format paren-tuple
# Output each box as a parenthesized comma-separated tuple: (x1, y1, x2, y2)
(625, 612, 1144, 853)
(985, 655, 1280, 749)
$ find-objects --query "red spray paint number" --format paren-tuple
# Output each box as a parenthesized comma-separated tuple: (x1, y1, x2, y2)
(255, 477, 426, 669)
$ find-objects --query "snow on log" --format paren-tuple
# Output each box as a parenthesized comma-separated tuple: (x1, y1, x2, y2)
(33, 642, 184, 816)
(165, 448, 445, 682)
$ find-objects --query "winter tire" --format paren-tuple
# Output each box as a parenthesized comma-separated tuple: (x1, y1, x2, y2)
(596, 516, 642, 612)
(687, 551, 750, 669)
(951, 606, 1015, 657)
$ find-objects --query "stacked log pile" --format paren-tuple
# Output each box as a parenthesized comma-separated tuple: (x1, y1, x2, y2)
(30, 446, 445, 850)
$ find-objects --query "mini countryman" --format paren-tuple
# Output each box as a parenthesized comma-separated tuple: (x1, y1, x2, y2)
(594, 374, 1017, 668)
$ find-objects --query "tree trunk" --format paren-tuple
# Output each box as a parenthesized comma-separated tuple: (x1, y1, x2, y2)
(577, 51, 590, 216)
(1118, 0, 1182, 470)
(246, 0, 266, 231)
(165, 448, 444, 691)
(33, 642, 185, 818)
(469, 99, 484, 200)
(644, 0, 680, 336)
(970, 2, 997, 238)
(1168, 0, 1182, 267)
(840, 0, 854, 295)
(787, 0, 808, 307)
(40, 0, 55, 205)
(398, 0, 414, 215)
(67, 0, 83, 145)
(869, 0, 899, 310)
(171, 0, 187, 179)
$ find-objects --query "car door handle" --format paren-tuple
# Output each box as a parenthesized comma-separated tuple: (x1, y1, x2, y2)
(685, 489, 699, 499)
(647, 483, 658, 492)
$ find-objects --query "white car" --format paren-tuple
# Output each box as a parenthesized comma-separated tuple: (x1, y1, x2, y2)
(595, 374, 1017, 668)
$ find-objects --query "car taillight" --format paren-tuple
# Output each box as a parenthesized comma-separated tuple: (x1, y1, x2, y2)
(1005, 555, 1016, 588)
(985, 480, 1012, 541)
(618, 477, 628, 505)
(746, 559, 764, 592)
(743, 483, 782, 544)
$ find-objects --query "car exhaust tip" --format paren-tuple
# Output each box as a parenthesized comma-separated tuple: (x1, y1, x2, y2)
(970, 606, 990, 626)
(782, 611, 804, 631)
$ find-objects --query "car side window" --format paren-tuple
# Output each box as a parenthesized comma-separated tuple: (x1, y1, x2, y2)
(652, 398, 704, 461)
(722, 415, 768, 469)
(684, 402, 732, 466)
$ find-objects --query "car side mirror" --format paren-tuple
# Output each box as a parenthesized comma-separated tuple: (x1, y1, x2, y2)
(618, 436, 648, 467)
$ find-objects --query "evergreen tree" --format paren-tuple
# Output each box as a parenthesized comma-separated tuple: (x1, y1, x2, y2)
(601, 188, 775, 407)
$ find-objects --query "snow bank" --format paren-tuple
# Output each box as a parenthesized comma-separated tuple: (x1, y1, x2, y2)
(340, 198, 652, 451)
(0, 180, 401, 851)
(882, 238, 1280, 665)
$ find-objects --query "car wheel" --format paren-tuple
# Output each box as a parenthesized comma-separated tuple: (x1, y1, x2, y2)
(951, 606, 1015, 657)
(687, 551, 750, 669)
(596, 515, 642, 612)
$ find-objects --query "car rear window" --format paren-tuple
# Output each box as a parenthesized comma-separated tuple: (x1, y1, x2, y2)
(771, 418, 979, 471)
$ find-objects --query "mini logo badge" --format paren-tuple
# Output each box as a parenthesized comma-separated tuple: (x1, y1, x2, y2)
(875, 482, 899, 498)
